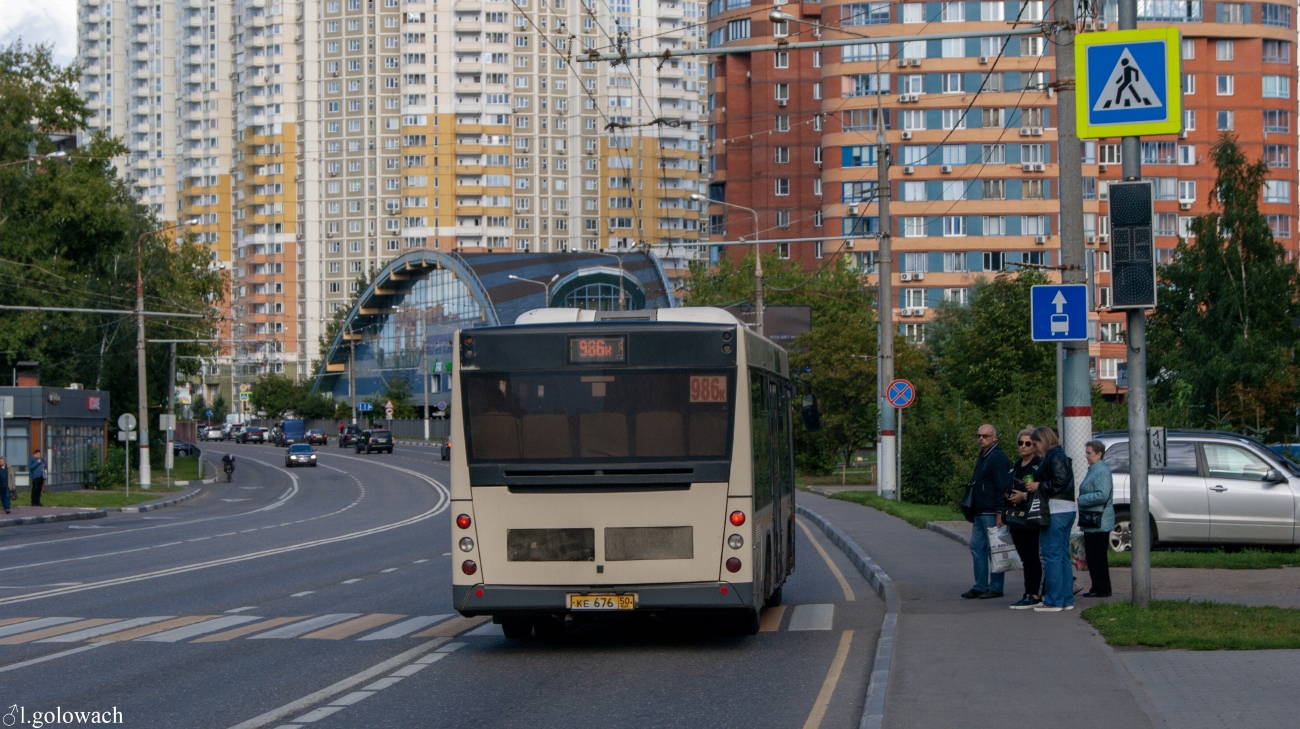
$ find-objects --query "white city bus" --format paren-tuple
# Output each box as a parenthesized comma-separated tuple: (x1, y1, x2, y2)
(448, 307, 799, 637)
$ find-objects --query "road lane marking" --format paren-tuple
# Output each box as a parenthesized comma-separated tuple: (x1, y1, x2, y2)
(388, 662, 433, 677)
(410, 615, 489, 638)
(40, 617, 174, 643)
(0, 619, 118, 645)
(0, 643, 110, 674)
(226, 606, 258, 613)
(796, 517, 856, 602)
(250, 614, 361, 639)
(465, 623, 503, 638)
(291, 591, 315, 597)
(291, 705, 344, 723)
(412, 559, 428, 564)
(341, 579, 362, 584)
(0, 618, 37, 629)
(225, 637, 449, 729)
(357, 615, 453, 641)
(788, 604, 835, 631)
(0, 618, 81, 638)
(193, 617, 306, 643)
(802, 630, 854, 729)
(92, 615, 218, 642)
(300, 614, 404, 641)
(328, 692, 374, 707)
(759, 605, 787, 632)
(380, 568, 397, 573)
(140, 615, 262, 642)
(188, 537, 211, 542)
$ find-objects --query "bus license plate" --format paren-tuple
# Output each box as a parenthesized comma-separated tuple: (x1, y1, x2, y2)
(568, 594, 636, 611)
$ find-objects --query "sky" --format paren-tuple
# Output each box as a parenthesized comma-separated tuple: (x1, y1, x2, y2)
(2, 1, 78, 66)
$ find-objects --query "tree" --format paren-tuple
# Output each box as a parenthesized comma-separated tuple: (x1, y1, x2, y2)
(210, 392, 230, 424)
(1149, 135, 1300, 437)
(364, 376, 418, 419)
(249, 374, 302, 417)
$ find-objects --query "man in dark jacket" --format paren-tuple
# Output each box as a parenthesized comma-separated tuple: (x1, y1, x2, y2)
(962, 424, 1012, 599)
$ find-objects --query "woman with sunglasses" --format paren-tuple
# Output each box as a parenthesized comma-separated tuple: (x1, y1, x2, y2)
(999, 427, 1044, 609)
(1025, 426, 1076, 612)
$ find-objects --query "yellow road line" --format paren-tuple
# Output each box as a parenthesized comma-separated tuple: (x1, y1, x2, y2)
(795, 517, 856, 602)
(802, 630, 854, 729)
(0, 619, 116, 645)
(758, 605, 787, 632)
(192, 616, 306, 643)
(410, 615, 489, 638)
(91, 615, 217, 642)
(301, 613, 405, 640)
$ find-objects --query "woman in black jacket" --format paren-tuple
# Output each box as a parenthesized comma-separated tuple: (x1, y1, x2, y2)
(999, 427, 1043, 609)
(1025, 426, 1076, 612)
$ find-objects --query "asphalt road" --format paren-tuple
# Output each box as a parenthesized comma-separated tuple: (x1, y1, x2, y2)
(0, 442, 882, 728)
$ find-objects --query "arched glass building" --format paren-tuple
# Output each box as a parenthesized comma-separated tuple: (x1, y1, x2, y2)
(313, 251, 675, 402)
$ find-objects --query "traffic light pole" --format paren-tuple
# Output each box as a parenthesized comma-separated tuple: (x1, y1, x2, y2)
(876, 124, 896, 501)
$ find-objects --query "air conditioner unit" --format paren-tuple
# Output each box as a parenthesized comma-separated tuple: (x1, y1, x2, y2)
(1098, 164, 1108, 173)
(910, 58, 921, 67)
(1179, 130, 1188, 139)
(746, 71, 751, 79)
(903, 166, 915, 175)
(900, 272, 912, 282)
(1098, 21, 1108, 29)
(1180, 201, 1192, 210)
(898, 58, 909, 68)
(979, 56, 989, 64)
(1047, 88, 1055, 98)
(898, 94, 910, 104)
(1020, 127, 1032, 136)
(1035, 235, 1047, 245)
(776, 98, 787, 107)
(901, 130, 913, 140)
(1099, 233, 1110, 243)
(1084, 20, 1096, 31)
(913, 271, 924, 281)
(1033, 163, 1046, 172)
(941, 165, 953, 173)
(842, 239, 854, 249)
(1031, 127, 1044, 136)
(1022, 163, 1034, 172)
(326, 232, 335, 238)
(1086, 235, 1096, 244)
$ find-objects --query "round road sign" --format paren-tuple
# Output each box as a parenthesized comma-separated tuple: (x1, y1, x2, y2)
(886, 379, 916, 409)
(436, 401, 447, 411)
(117, 413, 137, 431)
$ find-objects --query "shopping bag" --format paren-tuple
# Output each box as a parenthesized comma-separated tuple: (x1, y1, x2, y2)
(989, 525, 1022, 573)
(1070, 531, 1088, 571)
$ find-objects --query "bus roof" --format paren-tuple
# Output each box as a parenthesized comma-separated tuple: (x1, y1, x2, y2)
(515, 306, 740, 326)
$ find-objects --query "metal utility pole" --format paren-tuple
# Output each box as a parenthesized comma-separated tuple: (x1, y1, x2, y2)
(1053, 0, 1093, 491)
(876, 102, 897, 501)
(422, 318, 431, 441)
(349, 339, 357, 425)
(691, 194, 764, 336)
(167, 342, 176, 482)
(136, 233, 152, 489)
(1118, 0, 1152, 607)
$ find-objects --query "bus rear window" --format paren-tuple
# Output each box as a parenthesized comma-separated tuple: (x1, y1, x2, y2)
(463, 370, 733, 462)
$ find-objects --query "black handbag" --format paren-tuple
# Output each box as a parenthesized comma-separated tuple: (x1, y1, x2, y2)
(1079, 511, 1103, 529)
(959, 481, 976, 523)
(1002, 489, 1032, 529)
(1024, 489, 1051, 527)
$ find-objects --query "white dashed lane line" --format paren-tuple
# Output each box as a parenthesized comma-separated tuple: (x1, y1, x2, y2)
(290, 592, 315, 598)
(380, 568, 397, 573)
(341, 579, 362, 584)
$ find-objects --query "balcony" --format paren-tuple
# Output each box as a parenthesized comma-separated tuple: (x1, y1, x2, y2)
(188, 73, 204, 84)
(86, 31, 101, 41)
(455, 21, 483, 33)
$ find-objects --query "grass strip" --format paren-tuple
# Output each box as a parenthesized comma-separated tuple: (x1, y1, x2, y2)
(1083, 600, 1300, 650)
(11, 486, 184, 509)
(829, 491, 965, 529)
(797, 468, 876, 487)
(1108, 548, 1300, 570)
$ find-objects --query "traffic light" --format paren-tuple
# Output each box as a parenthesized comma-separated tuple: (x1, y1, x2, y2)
(1109, 181, 1157, 309)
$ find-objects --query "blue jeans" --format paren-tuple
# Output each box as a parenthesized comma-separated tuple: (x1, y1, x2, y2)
(0, 483, 9, 511)
(1040, 511, 1076, 608)
(970, 514, 1005, 594)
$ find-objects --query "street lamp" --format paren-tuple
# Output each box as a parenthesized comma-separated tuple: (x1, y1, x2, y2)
(135, 217, 201, 489)
(507, 273, 559, 304)
(691, 192, 765, 336)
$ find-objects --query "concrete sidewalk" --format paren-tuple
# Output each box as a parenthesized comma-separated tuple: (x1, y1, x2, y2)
(801, 491, 1152, 729)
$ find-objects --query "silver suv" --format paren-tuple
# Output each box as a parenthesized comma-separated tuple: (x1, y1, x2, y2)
(1094, 430, 1300, 551)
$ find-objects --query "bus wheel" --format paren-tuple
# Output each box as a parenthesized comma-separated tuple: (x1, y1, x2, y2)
(733, 608, 761, 636)
(764, 585, 783, 608)
(534, 615, 565, 640)
(500, 618, 534, 640)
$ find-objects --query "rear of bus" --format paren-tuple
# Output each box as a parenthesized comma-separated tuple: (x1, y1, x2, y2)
(449, 310, 775, 633)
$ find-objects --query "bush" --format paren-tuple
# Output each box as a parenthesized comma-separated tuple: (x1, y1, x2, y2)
(94, 446, 128, 490)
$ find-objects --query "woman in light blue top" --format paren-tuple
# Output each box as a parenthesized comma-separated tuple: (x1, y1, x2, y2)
(1078, 440, 1115, 598)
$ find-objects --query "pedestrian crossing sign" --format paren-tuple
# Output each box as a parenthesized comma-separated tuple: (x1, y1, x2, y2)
(1076, 28, 1182, 139)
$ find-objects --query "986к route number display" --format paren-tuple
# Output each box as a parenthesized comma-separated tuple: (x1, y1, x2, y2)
(568, 335, 626, 364)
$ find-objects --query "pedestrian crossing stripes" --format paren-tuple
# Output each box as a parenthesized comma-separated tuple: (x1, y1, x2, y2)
(0, 604, 837, 645)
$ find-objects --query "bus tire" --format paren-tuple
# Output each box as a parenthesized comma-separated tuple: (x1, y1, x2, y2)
(500, 618, 533, 640)
(764, 584, 783, 608)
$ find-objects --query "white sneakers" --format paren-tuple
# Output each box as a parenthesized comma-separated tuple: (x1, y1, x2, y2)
(1033, 605, 1075, 612)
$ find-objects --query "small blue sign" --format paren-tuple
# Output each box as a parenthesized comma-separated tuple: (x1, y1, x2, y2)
(886, 379, 916, 409)
(205, 409, 213, 417)
(357, 402, 374, 412)
(436, 401, 447, 411)
(1031, 285, 1090, 342)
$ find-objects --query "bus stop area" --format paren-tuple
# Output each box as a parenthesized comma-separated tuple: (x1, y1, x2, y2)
(801, 491, 1300, 729)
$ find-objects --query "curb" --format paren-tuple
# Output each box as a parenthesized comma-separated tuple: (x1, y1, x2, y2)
(0, 509, 108, 527)
(115, 487, 203, 514)
(926, 521, 971, 546)
(797, 505, 898, 729)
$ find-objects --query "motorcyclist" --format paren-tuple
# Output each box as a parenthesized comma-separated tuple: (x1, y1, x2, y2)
(222, 452, 236, 480)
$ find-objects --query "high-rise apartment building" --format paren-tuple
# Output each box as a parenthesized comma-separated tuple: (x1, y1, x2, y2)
(705, 0, 1298, 394)
(77, 0, 709, 385)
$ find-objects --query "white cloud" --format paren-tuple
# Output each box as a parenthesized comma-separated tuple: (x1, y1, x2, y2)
(0, 1, 78, 66)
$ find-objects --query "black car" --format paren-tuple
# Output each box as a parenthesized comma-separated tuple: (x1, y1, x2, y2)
(285, 444, 318, 468)
(441, 440, 451, 461)
(306, 429, 328, 445)
(355, 429, 394, 454)
(172, 439, 200, 456)
(339, 426, 362, 448)
(239, 427, 267, 444)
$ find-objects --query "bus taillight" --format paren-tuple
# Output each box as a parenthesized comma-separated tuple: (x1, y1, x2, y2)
(461, 560, 478, 575)
(725, 557, 742, 573)
(456, 514, 472, 529)
(729, 511, 745, 526)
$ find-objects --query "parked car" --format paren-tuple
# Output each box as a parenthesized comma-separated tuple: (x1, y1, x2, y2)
(355, 429, 394, 454)
(1095, 429, 1300, 552)
(172, 439, 200, 456)
(285, 443, 318, 468)
(201, 426, 225, 442)
(238, 427, 267, 444)
(306, 429, 328, 446)
(441, 440, 451, 461)
(339, 425, 362, 448)
(227, 425, 244, 441)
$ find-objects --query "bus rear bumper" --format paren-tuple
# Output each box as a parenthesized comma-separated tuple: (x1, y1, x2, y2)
(454, 582, 755, 616)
